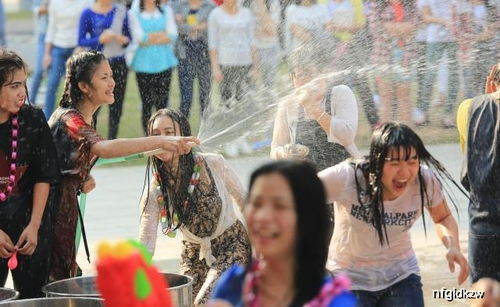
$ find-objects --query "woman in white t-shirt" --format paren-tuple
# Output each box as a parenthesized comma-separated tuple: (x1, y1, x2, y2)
(319, 122, 469, 307)
(285, 0, 331, 53)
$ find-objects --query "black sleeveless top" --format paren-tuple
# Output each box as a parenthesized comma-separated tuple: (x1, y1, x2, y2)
(295, 87, 350, 171)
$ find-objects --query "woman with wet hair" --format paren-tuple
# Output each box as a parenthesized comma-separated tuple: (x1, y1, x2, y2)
(319, 122, 469, 306)
(48, 51, 197, 281)
(0, 49, 59, 298)
(209, 160, 356, 307)
(139, 108, 251, 306)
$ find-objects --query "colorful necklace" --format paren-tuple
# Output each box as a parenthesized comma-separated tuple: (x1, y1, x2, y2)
(0, 114, 19, 202)
(155, 157, 204, 237)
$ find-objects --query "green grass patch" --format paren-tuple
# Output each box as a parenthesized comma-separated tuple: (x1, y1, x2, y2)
(6, 10, 33, 20)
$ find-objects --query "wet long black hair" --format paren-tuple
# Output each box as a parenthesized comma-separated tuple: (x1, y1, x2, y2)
(144, 108, 201, 231)
(353, 122, 468, 245)
(0, 49, 30, 104)
(59, 51, 107, 110)
(248, 160, 330, 306)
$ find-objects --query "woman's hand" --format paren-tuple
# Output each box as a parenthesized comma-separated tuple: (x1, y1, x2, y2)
(445, 246, 469, 285)
(16, 223, 39, 256)
(160, 136, 200, 155)
(99, 30, 116, 44)
(81, 175, 96, 194)
(485, 64, 499, 94)
(0, 229, 14, 258)
(115, 34, 130, 45)
(296, 79, 327, 114)
(43, 53, 52, 70)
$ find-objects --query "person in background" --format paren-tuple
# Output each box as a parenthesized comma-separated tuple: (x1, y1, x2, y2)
(462, 0, 499, 99)
(247, 0, 282, 98)
(271, 44, 360, 171)
(366, 0, 416, 124)
(173, 0, 215, 119)
(43, 0, 89, 118)
(457, 63, 500, 283)
(325, 0, 379, 128)
(284, 0, 330, 53)
(417, 0, 464, 128)
(209, 160, 357, 307)
(78, 0, 131, 139)
(208, 0, 257, 107)
(128, 0, 178, 134)
(29, 0, 49, 105)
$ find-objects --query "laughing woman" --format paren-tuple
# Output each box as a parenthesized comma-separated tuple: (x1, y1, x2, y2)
(48, 51, 197, 281)
(319, 122, 469, 307)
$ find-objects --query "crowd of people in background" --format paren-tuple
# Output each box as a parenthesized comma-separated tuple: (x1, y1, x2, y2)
(14, 0, 497, 135)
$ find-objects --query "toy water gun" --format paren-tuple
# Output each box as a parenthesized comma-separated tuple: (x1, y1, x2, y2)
(96, 240, 173, 307)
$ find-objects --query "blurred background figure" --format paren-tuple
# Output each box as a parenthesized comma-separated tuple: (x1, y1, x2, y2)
(247, 0, 282, 99)
(461, 0, 499, 99)
(326, 0, 380, 128)
(417, 0, 464, 128)
(208, 0, 256, 107)
(367, 0, 416, 124)
(128, 0, 178, 134)
(173, 0, 215, 119)
(284, 0, 330, 53)
(78, 0, 131, 138)
(271, 44, 360, 171)
(43, 0, 89, 118)
(28, 0, 48, 105)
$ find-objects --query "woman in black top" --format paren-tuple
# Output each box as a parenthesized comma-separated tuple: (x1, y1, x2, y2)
(0, 49, 60, 298)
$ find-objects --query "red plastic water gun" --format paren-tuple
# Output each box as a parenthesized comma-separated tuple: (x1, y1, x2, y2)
(96, 240, 173, 307)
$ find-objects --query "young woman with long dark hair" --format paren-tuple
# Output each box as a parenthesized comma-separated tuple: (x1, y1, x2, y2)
(139, 108, 251, 306)
(209, 160, 356, 307)
(48, 51, 197, 281)
(319, 122, 469, 306)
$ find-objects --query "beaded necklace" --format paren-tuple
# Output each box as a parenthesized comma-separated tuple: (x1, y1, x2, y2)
(155, 157, 204, 237)
(0, 114, 19, 202)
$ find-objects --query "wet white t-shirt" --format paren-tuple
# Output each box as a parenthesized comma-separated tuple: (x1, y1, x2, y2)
(319, 162, 444, 291)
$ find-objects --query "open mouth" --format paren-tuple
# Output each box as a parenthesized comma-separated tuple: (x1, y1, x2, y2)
(253, 229, 279, 240)
(393, 179, 408, 190)
(15, 100, 25, 108)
